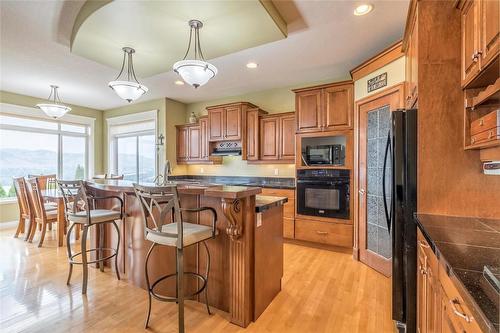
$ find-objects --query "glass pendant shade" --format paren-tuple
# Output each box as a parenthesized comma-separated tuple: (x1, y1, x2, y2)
(36, 85, 71, 119)
(174, 20, 217, 88)
(109, 47, 148, 102)
(173, 60, 217, 88)
(108, 80, 148, 103)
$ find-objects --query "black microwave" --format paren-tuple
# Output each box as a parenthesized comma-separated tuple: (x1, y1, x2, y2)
(304, 144, 345, 165)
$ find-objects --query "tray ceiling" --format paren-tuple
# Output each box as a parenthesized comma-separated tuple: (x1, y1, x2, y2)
(70, 0, 287, 78)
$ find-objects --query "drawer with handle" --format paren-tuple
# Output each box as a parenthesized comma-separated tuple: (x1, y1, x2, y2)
(470, 126, 499, 145)
(295, 218, 352, 247)
(470, 109, 499, 136)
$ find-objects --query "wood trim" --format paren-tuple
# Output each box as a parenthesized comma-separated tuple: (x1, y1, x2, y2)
(291, 80, 354, 93)
(258, 0, 287, 37)
(353, 83, 404, 273)
(260, 111, 295, 119)
(350, 40, 404, 81)
(206, 102, 258, 110)
(402, 0, 418, 51)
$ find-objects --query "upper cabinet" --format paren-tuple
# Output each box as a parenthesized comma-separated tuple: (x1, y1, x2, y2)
(176, 120, 221, 165)
(207, 102, 256, 142)
(259, 112, 296, 162)
(246, 107, 268, 161)
(293, 81, 354, 133)
(459, 0, 499, 88)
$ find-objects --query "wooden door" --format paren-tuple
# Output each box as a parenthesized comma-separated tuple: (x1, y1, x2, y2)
(461, 0, 480, 86)
(357, 85, 404, 276)
(296, 89, 322, 133)
(188, 126, 201, 161)
(279, 114, 295, 160)
(260, 117, 279, 160)
(323, 84, 353, 130)
(417, 243, 427, 333)
(208, 108, 224, 141)
(176, 126, 189, 162)
(200, 117, 209, 160)
(246, 109, 260, 160)
(479, 0, 499, 67)
(224, 106, 242, 140)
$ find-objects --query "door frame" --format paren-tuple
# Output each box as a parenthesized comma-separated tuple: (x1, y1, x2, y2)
(353, 83, 405, 276)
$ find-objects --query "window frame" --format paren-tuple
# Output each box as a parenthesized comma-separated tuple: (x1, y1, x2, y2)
(107, 110, 158, 183)
(0, 103, 95, 202)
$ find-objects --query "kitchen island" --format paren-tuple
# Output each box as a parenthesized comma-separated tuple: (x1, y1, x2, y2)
(86, 179, 286, 328)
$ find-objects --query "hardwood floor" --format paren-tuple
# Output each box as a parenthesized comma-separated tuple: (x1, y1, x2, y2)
(0, 228, 393, 333)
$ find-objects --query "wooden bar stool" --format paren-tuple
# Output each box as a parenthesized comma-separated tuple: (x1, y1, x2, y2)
(58, 180, 123, 294)
(25, 178, 58, 247)
(133, 184, 217, 333)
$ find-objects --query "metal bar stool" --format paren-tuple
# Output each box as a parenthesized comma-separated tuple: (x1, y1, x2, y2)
(58, 180, 123, 294)
(133, 184, 217, 333)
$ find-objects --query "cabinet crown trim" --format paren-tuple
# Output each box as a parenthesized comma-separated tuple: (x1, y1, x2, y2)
(291, 80, 353, 93)
(206, 102, 258, 110)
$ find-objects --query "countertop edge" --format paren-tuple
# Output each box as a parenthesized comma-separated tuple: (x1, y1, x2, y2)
(414, 213, 497, 333)
(255, 195, 288, 213)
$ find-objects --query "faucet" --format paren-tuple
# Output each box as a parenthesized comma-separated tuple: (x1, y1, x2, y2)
(163, 160, 172, 184)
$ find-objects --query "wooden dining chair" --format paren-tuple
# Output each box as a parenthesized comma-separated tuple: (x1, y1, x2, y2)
(26, 177, 58, 247)
(12, 177, 31, 240)
(28, 174, 57, 190)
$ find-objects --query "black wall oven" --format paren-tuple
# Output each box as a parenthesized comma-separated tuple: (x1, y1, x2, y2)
(296, 169, 350, 219)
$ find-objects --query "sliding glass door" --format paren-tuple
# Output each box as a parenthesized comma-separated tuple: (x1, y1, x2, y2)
(115, 132, 155, 182)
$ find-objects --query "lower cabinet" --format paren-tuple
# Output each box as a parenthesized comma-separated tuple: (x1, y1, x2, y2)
(417, 230, 483, 333)
(295, 219, 352, 248)
(261, 188, 295, 239)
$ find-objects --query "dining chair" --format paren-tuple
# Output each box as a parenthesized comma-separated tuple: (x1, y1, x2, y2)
(92, 174, 107, 180)
(58, 180, 123, 294)
(133, 183, 217, 332)
(12, 177, 31, 239)
(26, 177, 58, 247)
(27, 174, 57, 190)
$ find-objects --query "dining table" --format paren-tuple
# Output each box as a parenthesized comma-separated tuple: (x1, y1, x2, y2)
(41, 189, 79, 247)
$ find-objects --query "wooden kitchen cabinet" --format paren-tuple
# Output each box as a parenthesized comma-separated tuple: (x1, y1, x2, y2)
(176, 122, 221, 165)
(259, 112, 295, 162)
(246, 108, 268, 161)
(207, 102, 257, 142)
(293, 81, 353, 133)
(459, 0, 499, 87)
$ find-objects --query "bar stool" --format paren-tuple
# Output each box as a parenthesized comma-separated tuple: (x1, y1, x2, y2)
(58, 180, 123, 294)
(133, 184, 217, 333)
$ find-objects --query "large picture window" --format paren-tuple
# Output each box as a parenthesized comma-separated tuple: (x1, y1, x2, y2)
(0, 105, 94, 201)
(108, 111, 157, 183)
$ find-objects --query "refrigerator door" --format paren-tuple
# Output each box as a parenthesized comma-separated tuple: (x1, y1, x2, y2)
(390, 109, 418, 333)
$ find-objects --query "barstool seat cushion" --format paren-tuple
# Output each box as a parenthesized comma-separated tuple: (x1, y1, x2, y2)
(147, 222, 214, 247)
(68, 209, 121, 224)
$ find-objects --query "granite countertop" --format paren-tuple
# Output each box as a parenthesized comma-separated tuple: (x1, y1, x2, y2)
(169, 175, 295, 189)
(415, 213, 500, 333)
(255, 195, 288, 213)
(87, 179, 262, 199)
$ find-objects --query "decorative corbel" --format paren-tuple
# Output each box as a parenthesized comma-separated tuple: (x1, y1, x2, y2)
(221, 198, 243, 240)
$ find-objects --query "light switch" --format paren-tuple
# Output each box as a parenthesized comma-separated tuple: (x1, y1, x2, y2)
(274, 168, 279, 176)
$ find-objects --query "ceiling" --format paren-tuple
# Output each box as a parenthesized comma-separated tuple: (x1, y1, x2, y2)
(0, 0, 409, 110)
(71, 1, 286, 77)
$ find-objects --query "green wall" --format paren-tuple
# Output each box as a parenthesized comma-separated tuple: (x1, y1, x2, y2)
(0, 90, 103, 223)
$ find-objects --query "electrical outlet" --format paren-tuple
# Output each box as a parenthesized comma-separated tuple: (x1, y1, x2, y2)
(274, 168, 279, 176)
(200, 167, 204, 174)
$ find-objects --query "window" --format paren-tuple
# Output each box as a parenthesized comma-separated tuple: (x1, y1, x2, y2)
(108, 111, 157, 183)
(0, 104, 94, 201)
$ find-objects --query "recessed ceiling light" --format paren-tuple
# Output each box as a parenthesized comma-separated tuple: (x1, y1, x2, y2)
(246, 62, 258, 69)
(174, 80, 185, 85)
(354, 4, 373, 16)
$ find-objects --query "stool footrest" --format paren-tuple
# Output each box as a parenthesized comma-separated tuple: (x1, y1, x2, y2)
(69, 247, 118, 265)
(150, 271, 208, 303)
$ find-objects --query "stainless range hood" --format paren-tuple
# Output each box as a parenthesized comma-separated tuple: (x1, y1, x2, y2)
(210, 141, 242, 156)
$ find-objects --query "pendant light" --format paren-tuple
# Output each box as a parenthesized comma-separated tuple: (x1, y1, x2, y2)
(36, 85, 71, 119)
(108, 47, 148, 102)
(173, 20, 217, 88)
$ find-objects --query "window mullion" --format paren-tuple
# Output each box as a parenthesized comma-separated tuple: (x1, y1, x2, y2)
(136, 136, 140, 183)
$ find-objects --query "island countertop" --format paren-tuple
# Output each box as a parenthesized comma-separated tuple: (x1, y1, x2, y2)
(86, 179, 262, 198)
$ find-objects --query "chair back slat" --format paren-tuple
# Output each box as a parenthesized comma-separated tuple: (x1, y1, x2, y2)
(27, 174, 57, 191)
(57, 180, 88, 216)
(26, 178, 47, 221)
(13, 177, 30, 217)
(133, 183, 183, 246)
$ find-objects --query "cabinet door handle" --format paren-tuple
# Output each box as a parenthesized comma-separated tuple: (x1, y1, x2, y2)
(479, 119, 484, 126)
(488, 130, 493, 139)
(449, 299, 472, 323)
(359, 189, 365, 195)
(316, 231, 328, 235)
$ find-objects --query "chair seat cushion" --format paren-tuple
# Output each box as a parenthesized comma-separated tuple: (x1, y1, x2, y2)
(146, 222, 215, 247)
(45, 209, 58, 220)
(68, 209, 121, 224)
(44, 203, 57, 211)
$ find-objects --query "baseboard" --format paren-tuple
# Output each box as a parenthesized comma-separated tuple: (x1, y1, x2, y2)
(0, 221, 18, 230)
(284, 238, 352, 254)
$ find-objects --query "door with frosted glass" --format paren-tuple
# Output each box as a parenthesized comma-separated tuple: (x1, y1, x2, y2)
(358, 87, 402, 276)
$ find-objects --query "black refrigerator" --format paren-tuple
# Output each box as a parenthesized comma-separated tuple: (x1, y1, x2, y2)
(383, 109, 418, 333)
